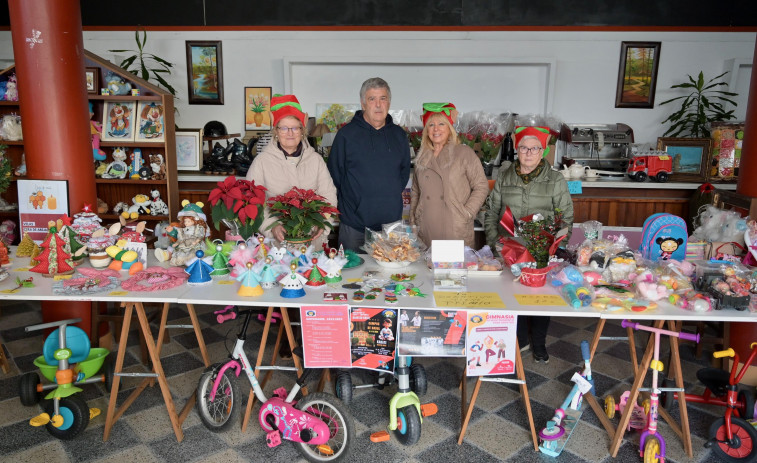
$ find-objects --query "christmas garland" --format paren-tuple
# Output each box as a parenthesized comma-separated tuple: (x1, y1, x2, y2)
(121, 266, 188, 292)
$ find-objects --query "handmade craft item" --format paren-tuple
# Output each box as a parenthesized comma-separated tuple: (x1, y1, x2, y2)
(321, 248, 348, 284)
(237, 262, 264, 297)
(279, 262, 307, 298)
(53, 268, 120, 295)
(16, 232, 35, 257)
(259, 256, 279, 289)
(121, 266, 188, 291)
(29, 224, 75, 277)
(303, 257, 327, 287)
(185, 250, 213, 285)
(204, 239, 232, 276)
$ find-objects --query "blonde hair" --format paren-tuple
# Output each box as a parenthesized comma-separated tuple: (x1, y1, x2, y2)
(420, 113, 459, 151)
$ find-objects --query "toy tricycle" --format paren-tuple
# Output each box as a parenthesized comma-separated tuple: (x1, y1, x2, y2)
(18, 318, 113, 439)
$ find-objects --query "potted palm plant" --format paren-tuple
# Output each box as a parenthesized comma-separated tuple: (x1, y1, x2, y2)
(659, 71, 738, 138)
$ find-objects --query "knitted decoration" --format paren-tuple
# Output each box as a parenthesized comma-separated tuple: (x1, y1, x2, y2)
(53, 268, 120, 294)
(29, 226, 75, 277)
(121, 266, 188, 291)
(16, 232, 36, 257)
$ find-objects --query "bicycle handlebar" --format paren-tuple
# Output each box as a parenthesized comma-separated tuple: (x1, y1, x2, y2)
(714, 348, 736, 359)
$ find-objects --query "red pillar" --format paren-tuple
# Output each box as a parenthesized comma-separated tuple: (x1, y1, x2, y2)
(9, 0, 97, 334)
(737, 35, 757, 197)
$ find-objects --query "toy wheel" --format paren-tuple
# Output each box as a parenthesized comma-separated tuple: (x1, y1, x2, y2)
(604, 396, 616, 419)
(19, 372, 42, 406)
(103, 355, 118, 394)
(409, 364, 427, 396)
(656, 172, 669, 182)
(195, 363, 240, 432)
(738, 389, 756, 420)
(660, 378, 675, 409)
(709, 416, 757, 462)
(44, 395, 90, 440)
(643, 436, 662, 463)
(295, 392, 355, 462)
(642, 399, 651, 416)
(634, 171, 647, 182)
(334, 370, 353, 405)
(394, 405, 421, 446)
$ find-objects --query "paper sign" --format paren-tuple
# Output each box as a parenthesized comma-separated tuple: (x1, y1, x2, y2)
(53, 274, 73, 281)
(300, 305, 351, 368)
(109, 291, 128, 296)
(17, 179, 69, 243)
(217, 280, 234, 285)
(398, 309, 467, 357)
(431, 240, 465, 266)
(433, 291, 505, 309)
(571, 372, 593, 394)
(465, 311, 517, 376)
(14, 268, 29, 272)
(0, 289, 19, 294)
(514, 294, 568, 306)
(350, 307, 397, 371)
(567, 181, 582, 194)
(346, 278, 362, 283)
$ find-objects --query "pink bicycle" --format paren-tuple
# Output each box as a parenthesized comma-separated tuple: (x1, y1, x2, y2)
(196, 305, 355, 462)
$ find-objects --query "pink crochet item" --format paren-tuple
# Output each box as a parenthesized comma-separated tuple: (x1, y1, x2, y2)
(121, 266, 188, 291)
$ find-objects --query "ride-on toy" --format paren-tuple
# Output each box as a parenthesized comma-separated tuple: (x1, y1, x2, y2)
(18, 318, 112, 439)
(539, 340, 594, 457)
(694, 343, 757, 463)
(196, 306, 355, 462)
(605, 320, 699, 463)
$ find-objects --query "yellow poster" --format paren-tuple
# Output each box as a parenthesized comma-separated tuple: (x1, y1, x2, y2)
(433, 292, 505, 309)
(514, 294, 568, 306)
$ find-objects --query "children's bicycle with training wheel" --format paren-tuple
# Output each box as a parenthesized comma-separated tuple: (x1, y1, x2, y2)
(611, 320, 699, 463)
(698, 343, 757, 463)
(18, 318, 113, 439)
(196, 305, 355, 462)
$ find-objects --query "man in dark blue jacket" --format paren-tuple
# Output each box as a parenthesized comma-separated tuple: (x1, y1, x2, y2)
(327, 77, 411, 252)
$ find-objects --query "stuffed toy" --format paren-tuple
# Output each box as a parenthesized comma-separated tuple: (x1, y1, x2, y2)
(636, 281, 670, 301)
(4, 74, 18, 101)
(104, 71, 132, 96)
(97, 198, 109, 214)
(122, 194, 151, 219)
(721, 210, 747, 246)
(149, 189, 168, 216)
(102, 147, 128, 179)
(150, 154, 166, 180)
(691, 205, 728, 242)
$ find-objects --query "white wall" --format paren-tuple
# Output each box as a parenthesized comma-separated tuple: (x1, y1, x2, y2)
(0, 30, 753, 144)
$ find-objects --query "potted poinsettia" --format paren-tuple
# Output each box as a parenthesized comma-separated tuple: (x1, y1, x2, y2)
(207, 176, 267, 240)
(266, 187, 339, 244)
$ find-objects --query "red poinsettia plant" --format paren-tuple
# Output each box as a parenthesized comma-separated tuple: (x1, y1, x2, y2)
(208, 176, 267, 239)
(267, 187, 339, 240)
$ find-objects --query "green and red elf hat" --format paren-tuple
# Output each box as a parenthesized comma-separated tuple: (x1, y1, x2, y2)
(270, 94, 307, 127)
(422, 102, 457, 127)
(514, 126, 553, 158)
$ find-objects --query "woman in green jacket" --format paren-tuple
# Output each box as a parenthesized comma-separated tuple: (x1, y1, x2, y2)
(484, 126, 574, 363)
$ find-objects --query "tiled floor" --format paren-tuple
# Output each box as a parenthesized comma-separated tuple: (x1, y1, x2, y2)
(0, 300, 731, 462)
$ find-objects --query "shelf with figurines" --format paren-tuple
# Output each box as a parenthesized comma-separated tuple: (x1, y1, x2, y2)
(89, 94, 162, 102)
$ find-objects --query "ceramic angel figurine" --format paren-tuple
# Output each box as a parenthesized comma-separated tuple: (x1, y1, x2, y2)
(155, 200, 209, 266)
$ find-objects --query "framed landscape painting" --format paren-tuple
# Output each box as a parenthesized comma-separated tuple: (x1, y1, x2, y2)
(185, 41, 224, 105)
(615, 41, 661, 109)
(657, 137, 710, 182)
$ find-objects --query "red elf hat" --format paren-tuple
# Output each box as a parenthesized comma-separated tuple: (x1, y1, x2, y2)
(422, 102, 457, 127)
(270, 94, 306, 127)
(514, 126, 553, 158)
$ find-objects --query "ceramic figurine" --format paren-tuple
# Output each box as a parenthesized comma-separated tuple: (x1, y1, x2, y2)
(279, 262, 307, 298)
(149, 189, 168, 216)
(237, 262, 264, 296)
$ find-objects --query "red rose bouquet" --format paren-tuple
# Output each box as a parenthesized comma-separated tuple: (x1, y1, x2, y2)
(267, 187, 339, 240)
(208, 176, 267, 240)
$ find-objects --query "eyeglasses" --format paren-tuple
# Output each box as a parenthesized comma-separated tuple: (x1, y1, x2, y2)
(277, 126, 302, 134)
(517, 146, 543, 155)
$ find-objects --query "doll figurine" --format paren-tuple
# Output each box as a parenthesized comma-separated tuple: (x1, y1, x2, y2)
(90, 102, 107, 161)
(154, 200, 209, 266)
(237, 262, 264, 297)
(279, 262, 307, 298)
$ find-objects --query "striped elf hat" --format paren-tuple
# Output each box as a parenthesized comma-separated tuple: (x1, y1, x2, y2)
(270, 94, 306, 127)
(514, 126, 553, 158)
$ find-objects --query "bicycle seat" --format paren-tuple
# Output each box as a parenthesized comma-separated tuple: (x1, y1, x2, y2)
(697, 367, 730, 396)
(43, 326, 90, 365)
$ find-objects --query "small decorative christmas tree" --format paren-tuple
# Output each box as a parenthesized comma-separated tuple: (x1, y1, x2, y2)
(16, 232, 36, 257)
(57, 224, 86, 265)
(29, 224, 75, 277)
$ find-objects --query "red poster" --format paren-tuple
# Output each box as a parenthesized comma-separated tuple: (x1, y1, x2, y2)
(300, 305, 351, 368)
(350, 307, 397, 372)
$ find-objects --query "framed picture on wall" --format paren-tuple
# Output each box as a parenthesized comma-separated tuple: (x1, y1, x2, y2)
(244, 87, 272, 131)
(615, 41, 661, 109)
(101, 101, 136, 142)
(84, 67, 99, 94)
(175, 128, 203, 171)
(185, 40, 224, 105)
(656, 137, 710, 182)
(135, 101, 166, 142)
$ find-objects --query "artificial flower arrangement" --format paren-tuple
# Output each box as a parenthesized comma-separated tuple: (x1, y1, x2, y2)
(266, 187, 338, 241)
(498, 206, 568, 287)
(208, 176, 267, 240)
